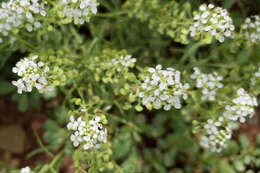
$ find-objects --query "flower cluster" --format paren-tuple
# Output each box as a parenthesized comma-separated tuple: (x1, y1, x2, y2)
(189, 4, 235, 43)
(200, 117, 232, 152)
(190, 67, 223, 101)
(60, 0, 98, 24)
(0, 0, 47, 43)
(108, 54, 136, 72)
(251, 67, 260, 86)
(67, 115, 107, 150)
(12, 55, 53, 94)
(224, 88, 258, 123)
(138, 65, 190, 110)
(240, 15, 260, 45)
(200, 88, 257, 152)
(21, 166, 30, 173)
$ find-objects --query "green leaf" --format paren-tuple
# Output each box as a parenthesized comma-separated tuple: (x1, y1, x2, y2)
(55, 105, 68, 124)
(0, 80, 15, 95)
(234, 160, 246, 172)
(244, 155, 252, 165)
(43, 120, 64, 151)
(239, 135, 250, 150)
(237, 49, 250, 64)
(121, 149, 142, 173)
(223, 0, 236, 9)
(18, 94, 28, 112)
(218, 160, 235, 173)
(256, 134, 260, 146)
(44, 120, 60, 131)
(112, 127, 132, 160)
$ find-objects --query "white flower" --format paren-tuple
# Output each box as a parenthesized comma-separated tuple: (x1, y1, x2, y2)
(191, 67, 223, 101)
(70, 131, 82, 147)
(21, 166, 30, 173)
(240, 15, 260, 45)
(12, 55, 52, 94)
(0, 0, 47, 42)
(67, 115, 107, 151)
(200, 117, 232, 152)
(108, 54, 136, 69)
(224, 88, 257, 123)
(204, 119, 221, 134)
(61, 0, 98, 24)
(139, 65, 189, 110)
(67, 115, 78, 130)
(190, 4, 235, 43)
(83, 142, 92, 150)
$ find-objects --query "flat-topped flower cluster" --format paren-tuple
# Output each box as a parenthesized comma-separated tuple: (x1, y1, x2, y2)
(224, 88, 258, 123)
(108, 54, 136, 71)
(191, 67, 223, 101)
(240, 15, 260, 45)
(60, 0, 98, 24)
(200, 88, 258, 152)
(67, 115, 107, 150)
(189, 4, 235, 43)
(12, 55, 53, 94)
(138, 65, 190, 110)
(0, 0, 47, 42)
(200, 117, 232, 152)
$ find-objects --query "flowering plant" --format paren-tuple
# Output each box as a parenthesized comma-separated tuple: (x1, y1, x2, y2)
(0, 0, 259, 173)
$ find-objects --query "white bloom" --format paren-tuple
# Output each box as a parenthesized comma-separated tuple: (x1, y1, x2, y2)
(224, 88, 257, 123)
(191, 67, 223, 101)
(190, 4, 235, 43)
(67, 115, 107, 150)
(0, 0, 47, 42)
(12, 55, 52, 94)
(61, 0, 98, 24)
(21, 166, 30, 173)
(139, 65, 189, 110)
(70, 131, 82, 147)
(200, 117, 232, 152)
(67, 115, 78, 130)
(12, 56, 51, 94)
(240, 15, 260, 45)
(109, 54, 136, 68)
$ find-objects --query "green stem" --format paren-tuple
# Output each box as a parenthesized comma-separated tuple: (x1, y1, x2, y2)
(180, 42, 203, 63)
(49, 149, 65, 167)
(87, 37, 99, 55)
(33, 128, 54, 158)
(109, 112, 142, 132)
(95, 11, 128, 18)
(13, 33, 38, 52)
